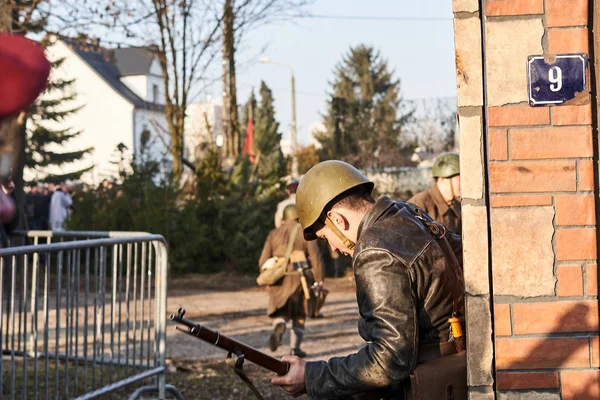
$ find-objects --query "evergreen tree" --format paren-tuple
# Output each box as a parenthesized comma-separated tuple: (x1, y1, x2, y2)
(316, 45, 414, 169)
(253, 81, 284, 185)
(26, 40, 93, 183)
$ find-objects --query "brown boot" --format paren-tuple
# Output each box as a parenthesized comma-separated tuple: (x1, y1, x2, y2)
(269, 322, 286, 352)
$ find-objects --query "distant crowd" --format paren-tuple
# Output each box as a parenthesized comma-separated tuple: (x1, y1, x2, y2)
(24, 182, 74, 231)
(23, 178, 124, 232)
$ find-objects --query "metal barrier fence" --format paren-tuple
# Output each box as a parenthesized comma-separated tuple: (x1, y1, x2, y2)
(0, 233, 183, 399)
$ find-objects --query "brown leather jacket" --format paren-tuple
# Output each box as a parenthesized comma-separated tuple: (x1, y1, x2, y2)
(409, 184, 462, 235)
(259, 220, 324, 317)
(304, 196, 463, 399)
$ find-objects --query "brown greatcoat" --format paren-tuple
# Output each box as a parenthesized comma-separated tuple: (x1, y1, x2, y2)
(258, 220, 324, 317)
(409, 184, 462, 235)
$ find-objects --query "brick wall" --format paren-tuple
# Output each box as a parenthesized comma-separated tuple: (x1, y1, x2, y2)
(454, 0, 599, 399)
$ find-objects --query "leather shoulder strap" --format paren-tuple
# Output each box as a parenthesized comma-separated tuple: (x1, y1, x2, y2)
(404, 203, 464, 318)
(282, 224, 300, 268)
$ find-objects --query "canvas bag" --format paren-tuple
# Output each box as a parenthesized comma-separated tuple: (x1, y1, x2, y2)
(256, 225, 300, 286)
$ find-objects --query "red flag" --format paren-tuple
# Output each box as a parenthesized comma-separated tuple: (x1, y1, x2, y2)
(243, 117, 255, 163)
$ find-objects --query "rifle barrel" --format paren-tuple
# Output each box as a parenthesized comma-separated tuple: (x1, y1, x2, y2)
(170, 309, 289, 375)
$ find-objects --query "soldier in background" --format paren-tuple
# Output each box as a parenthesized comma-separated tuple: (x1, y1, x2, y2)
(409, 152, 462, 235)
(274, 181, 298, 228)
(259, 204, 324, 358)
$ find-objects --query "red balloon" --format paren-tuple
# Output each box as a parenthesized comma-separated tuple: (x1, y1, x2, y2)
(0, 34, 51, 118)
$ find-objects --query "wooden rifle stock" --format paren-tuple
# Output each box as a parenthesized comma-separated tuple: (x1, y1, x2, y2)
(169, 308, 290, 376)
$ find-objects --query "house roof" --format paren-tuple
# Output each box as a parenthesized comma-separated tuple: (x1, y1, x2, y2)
(58, 36, 164, 111)
(113, 47, 157, 77)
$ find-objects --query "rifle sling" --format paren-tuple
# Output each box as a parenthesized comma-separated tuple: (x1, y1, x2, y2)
(226, 351, 266, 400)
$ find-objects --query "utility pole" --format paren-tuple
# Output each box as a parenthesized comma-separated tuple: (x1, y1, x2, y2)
(290, 72, 298, 178)
(259, 57, 299, 179)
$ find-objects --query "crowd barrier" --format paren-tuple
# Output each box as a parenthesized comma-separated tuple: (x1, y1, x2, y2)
(1, 231, 183, 399)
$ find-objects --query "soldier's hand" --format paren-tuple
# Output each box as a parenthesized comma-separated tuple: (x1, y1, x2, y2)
(271, 355, 306, 397)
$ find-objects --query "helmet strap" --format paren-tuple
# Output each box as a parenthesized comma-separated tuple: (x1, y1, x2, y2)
(323, 214, 356, 251)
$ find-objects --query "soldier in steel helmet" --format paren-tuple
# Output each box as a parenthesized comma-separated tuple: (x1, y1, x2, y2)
(274, 181, 299, 228)
(271, 160, 464, 399)
(409, 152, 461, 235)
(259, 204, 324, 358)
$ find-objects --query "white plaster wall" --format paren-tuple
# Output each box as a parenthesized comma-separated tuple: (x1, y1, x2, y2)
(32, 38, 135, 184)
(147, 60, 166, 105)
(122, 75, 148, 100)
(133, 109, 172, 176)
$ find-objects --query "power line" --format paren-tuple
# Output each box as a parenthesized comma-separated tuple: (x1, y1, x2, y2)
(302, 14, 452, 22)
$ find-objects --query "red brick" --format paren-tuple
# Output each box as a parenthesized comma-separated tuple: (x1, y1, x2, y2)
(587, 264, 598, 296)
(579, 160, 595, 191)
(548, 28, 589, 54)
(485, 0, 544, 16)
(513, 301, 598, 334)
(497, 372, 559, 390)
(552, 104, 592, 125)
(488, 106, 549, 127)
(490, 161, 576, 193)
(490, 195, 552, 207)
(593, 336, 599, 367)
(562, 371, 600, 400)
(489, 129, 508, 161)
(547, 0, 588, 27)
(510, 127, 593, 160)
(496, 337, 591, 369)
(556, 195, 596, 226)
(494, 304, 512, 337)
(558, 265, 584, 296)
(556, 229, 597, 261)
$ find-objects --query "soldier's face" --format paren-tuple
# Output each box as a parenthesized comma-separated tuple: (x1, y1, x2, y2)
(315, 226, 353, 257)
(451, 175, 461, 199)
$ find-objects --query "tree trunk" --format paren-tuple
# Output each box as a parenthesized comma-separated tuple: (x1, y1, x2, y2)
(226, 0, 239, 157)
(221, 0, 231, 159)
(172, 108, 184, 183)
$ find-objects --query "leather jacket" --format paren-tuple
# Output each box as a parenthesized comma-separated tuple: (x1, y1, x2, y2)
(304, 196, 463, 399)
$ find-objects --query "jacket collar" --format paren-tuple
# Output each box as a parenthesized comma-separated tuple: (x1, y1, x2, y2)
(429, 184, 460, 217)
(429, 184, 450, 215)
(357, 195, 397, 242)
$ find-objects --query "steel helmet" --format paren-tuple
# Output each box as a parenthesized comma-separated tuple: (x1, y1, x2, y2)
(282, 204, 299, 221)
(296, 160, 374, 242)
(432, 152, 460, 178)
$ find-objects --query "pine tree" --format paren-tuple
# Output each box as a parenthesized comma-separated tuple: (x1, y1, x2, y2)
(253, 81, 284, 185)
(316, 45, 414, 169)
(25, 38, 93, 183)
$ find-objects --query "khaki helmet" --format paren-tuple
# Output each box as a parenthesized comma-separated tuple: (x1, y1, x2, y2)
(432, 152, 460, 178)
(296, 160, 374, 244)
(282, 204, 299, 221)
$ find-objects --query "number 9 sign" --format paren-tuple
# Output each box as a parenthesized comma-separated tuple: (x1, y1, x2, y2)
(528, 54, 587, 106)
(549, 66, 562, 92)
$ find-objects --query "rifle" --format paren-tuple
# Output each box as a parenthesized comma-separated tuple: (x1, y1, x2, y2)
(169, 308, 290, 376)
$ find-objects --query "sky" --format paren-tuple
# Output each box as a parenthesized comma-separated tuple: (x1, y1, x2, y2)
(201, 0, 458, 146)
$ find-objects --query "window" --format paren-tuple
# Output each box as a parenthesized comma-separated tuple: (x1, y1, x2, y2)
(152, 84, 159, 103)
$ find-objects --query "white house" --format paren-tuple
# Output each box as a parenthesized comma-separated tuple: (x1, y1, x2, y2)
(31, 35, 169, 184)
